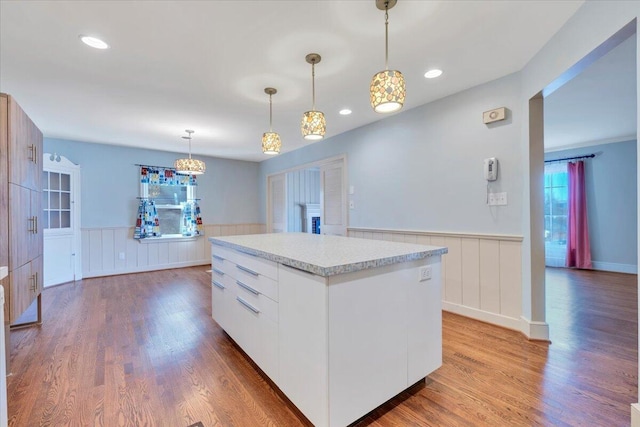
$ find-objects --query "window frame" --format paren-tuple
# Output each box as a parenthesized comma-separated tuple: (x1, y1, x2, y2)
(138, 177, 199, 241)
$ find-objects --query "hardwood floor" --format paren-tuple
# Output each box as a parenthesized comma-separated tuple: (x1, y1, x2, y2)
(6, 266, 637, 426)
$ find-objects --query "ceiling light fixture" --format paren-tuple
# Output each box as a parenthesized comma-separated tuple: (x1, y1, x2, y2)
(424, 69, 443, 79)
(339, 109, 352, 116)
(262, 88, 282, 155)
(301, 53, 326, 141)
(175, 130, 206, 175)
(370, 0, 405, 114)
(79, 35, 109, 49)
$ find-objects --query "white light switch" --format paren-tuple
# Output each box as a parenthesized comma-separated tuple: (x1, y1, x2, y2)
(488, 192, 508, 206)
(349, 186, 355, 195)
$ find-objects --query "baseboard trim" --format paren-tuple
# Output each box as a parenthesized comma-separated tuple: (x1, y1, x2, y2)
(520, 316, 550, 341)
(631, 403, 640, 427)
(82, 260, 210, 279)
(591, 261, 637, 274)
(442, 301, 521, 332)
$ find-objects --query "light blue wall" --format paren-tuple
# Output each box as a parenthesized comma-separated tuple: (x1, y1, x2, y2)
(44, 138, 260, 228)
(545, 140, 638, 268)
(260, 72, 523, 235)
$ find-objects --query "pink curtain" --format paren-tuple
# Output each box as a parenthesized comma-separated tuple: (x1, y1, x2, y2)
(565, 161, 592, 269)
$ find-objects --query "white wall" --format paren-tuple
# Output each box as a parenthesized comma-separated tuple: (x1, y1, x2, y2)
(44, 138, 265, 278)
(44, 138, 261, 227)
(260, 72, 523, 235)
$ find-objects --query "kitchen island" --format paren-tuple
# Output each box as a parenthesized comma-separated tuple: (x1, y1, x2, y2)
(209, 233, 447, 427)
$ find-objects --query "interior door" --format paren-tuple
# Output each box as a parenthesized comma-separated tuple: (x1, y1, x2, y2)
(42, 154, 81, 287)
(320, 159, 347, 236)
(268, 173, 287, 233)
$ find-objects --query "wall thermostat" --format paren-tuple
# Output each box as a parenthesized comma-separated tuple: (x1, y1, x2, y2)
(483, 107, 506, 124)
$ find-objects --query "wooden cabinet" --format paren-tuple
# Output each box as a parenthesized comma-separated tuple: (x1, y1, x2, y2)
(1, 93, 43, 326)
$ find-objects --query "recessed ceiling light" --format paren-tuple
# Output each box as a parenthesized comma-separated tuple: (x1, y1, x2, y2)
(339, 109, 352, 116)
(424, 69, 443, 79)
(79, 35, 109, 49)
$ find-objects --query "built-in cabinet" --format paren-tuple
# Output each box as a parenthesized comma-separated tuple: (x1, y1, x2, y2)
(211, 240, 443, 427)
(211, 245, 279, 381)
(1, 93, 43, 326)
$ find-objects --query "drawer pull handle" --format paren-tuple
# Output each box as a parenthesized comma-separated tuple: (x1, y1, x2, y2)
(213, 254, 225, 261)
(212, 280, 225, 290)
(237, 296, 260, 314)
(236, 264, 259, 276)
(212, 268, 225, 276)
(237, 249, 258, 257)
(236, 280, 260, 295)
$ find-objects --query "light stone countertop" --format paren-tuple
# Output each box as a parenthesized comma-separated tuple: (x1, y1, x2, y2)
(209, 233, 448, 277)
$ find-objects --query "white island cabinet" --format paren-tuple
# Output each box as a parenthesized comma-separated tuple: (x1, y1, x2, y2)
(210, 233, 447, 427)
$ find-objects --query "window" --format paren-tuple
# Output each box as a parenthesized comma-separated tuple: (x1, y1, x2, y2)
(147, 183, 193, 236)
(42, 171, 72, 229)
(544, 163, 568, 266)
(135, 166, 203, 239)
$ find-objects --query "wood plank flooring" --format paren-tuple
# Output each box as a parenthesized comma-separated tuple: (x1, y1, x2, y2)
(6, 266, 637, 426)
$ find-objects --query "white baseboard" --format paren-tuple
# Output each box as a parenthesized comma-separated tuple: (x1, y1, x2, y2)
(442, 301, 522, 332)
(520, 316, 550, 341)
(591, 261, 637, 274)
(82, 259, 210, 279)
(631, 403, 640, 427)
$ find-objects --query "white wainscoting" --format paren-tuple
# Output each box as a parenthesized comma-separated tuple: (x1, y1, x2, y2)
(348, 227, 524, 333)
(81, 224, 266, 279)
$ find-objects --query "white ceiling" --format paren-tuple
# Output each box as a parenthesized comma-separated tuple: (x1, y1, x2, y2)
(544, 34, 637, 151)
(0, 1, 586, 162)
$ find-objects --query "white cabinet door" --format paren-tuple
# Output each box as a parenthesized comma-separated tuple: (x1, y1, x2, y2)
(268, 173, 286, 233)
(320, 160, 347, 236)
(278, 265, 329, 427)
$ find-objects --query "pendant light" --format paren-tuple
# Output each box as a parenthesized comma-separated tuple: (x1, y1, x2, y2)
(174, 129, 206, 175)
(370, 0, 405, 114)
(262, 87, 282, 155)
(301, 53, 326, 140)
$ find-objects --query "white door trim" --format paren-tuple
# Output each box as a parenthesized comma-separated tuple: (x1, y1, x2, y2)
(43, 153, 82, 284)
(266, 154, 348, 234)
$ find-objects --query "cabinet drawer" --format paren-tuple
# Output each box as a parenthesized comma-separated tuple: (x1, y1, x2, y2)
(233, 294, 279, 382)
(234, 280, 278, 324)
(229, 250, 278, 281)
(212, 246, 235, 273)
(234, 265, 278, 303)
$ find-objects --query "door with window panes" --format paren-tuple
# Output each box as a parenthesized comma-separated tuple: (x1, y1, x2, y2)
(42, 155, 81, 286)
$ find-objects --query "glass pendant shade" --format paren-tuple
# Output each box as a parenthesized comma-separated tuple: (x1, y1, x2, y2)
(301, 110, 326, 140)
(370, 69, 406, 113)
(262, 131, 281, 155)
(301, 53, 326, 140)
(262, 87, 281, 155)
(175, 129, 205, 174)
(174, 158, 205, 175)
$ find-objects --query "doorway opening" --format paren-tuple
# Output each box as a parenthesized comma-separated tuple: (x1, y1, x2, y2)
(267, 154, 347, 236)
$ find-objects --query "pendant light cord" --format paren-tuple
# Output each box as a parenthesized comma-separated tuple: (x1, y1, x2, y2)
(269, 94, 273, 131)
(311, 62, 316, 111)
(384, 7, 389, 70)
